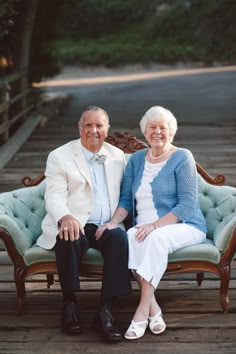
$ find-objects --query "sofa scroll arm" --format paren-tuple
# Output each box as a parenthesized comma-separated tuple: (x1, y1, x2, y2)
(218, 228, 236, 312)
(0, 227, 28, 314)
(22, 171, 45, 187)
(196, 163, 225, 185)
(0, 227, 26, 268)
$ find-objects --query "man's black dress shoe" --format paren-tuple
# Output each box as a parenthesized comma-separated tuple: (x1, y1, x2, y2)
(61, 300, 82, 335)
(95, 305, 122, 342)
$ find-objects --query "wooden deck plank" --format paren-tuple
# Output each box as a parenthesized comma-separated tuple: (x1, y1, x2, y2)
(0, 342, 235, 354)
(1, 253, 236, 353)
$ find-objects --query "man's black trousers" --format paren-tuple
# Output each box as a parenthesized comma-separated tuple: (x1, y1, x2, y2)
(54, 223, 132, 299)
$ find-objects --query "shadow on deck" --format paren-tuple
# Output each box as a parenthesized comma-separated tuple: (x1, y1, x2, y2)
(0, 247, 236, 354)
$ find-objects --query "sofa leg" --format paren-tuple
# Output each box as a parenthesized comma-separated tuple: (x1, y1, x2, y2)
(15, 267, 27, 315)
(46, 274, 55, 288)
(219, 264, 230, 313)
(196, 272, 204, 286)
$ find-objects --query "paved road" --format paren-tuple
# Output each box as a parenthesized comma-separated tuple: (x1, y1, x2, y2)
(39, 65, 236, 131)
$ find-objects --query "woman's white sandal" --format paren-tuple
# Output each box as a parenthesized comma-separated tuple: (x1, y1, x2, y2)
(149, 310, 166, 334)
(124, 319, 148, 340)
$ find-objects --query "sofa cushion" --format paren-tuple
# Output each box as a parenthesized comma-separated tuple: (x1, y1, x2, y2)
(168, 238, 220, 264)
(23, 238, 220, 266)
(23, 244, 103, 266)
(23, 244, 56, 265)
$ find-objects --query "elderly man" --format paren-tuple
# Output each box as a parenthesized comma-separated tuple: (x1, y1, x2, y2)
(37, 106, 131, 342)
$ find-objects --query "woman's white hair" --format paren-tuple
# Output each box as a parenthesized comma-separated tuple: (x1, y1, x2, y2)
(140, 106, 178, 140)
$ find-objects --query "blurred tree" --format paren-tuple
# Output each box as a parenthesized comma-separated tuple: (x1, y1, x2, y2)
(15, 0, 39, 70)
(0, 0, 20, 72)
(0, 0, 62, 83)
(29, 0, 62, 83)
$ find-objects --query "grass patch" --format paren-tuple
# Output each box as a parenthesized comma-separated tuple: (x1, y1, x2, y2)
(49, 34, 213, 67)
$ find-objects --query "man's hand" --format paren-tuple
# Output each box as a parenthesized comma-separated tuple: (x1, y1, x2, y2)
(95, 222, 118, 240)
(59, 214, 84, 241)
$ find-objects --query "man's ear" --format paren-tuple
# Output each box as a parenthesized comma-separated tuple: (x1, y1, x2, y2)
(105, 125, 110, 137)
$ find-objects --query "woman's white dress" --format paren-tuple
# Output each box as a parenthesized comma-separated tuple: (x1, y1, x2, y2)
(127, 160, 206, 289)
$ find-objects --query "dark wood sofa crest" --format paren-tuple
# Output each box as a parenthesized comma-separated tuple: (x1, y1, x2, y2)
(0, 132, 236, 315)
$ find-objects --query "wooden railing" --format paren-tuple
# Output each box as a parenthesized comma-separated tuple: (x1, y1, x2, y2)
(0, 70, 34, 144)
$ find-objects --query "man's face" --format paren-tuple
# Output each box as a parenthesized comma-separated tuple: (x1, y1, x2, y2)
(79, 110, 109, 152)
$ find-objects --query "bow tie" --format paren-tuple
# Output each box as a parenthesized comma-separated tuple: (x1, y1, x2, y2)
(90, 153, 107, 164)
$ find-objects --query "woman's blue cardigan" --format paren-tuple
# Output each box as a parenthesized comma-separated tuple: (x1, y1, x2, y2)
(119, 148, 207, 233)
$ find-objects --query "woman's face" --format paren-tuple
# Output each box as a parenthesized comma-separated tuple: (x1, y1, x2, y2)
(144, 119, 172, 149)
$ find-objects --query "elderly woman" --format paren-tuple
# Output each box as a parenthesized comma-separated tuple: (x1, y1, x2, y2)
(96, 106, 207, 340)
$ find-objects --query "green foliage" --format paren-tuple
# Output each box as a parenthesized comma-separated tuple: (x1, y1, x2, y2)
(146, 0, 236, 61)
(51, 0, 236, 66)
(50, 34, 209, 67)
(56, 0, 156, 39)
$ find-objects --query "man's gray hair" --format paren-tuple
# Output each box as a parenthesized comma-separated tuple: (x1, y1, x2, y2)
(79, 106, 110, 126)
(140, 106, 178, 139)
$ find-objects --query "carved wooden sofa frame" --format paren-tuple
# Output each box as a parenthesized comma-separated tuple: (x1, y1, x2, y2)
(0, 132, 236, 315)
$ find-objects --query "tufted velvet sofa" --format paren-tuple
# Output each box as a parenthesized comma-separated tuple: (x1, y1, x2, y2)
(0, 132, 236, 315)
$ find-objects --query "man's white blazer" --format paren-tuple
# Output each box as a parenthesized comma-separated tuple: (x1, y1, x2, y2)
(37, 139, 126, 250)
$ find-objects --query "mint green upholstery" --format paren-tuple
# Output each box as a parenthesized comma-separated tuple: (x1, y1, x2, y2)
(198, 175, 236, 251)
(0, 183, 46, 256)
(168, 239, 220, 264)
(22, 244, 103, 266)
(167, 175, 236, 265)
(0, 165, 236, 267)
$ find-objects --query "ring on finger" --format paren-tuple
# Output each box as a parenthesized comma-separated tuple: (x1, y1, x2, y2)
(63, 227, 68, 231)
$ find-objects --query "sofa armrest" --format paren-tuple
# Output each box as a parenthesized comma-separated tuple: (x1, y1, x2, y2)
(214, 214, 236, 252)
(0, 214, 31, 256)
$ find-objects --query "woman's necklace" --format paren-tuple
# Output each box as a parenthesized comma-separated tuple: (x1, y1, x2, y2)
(149, 145, 172, 160)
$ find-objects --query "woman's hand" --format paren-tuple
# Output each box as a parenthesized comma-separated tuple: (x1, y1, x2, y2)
(134, 222, 156, 242)
(95, 222, 118, 240)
